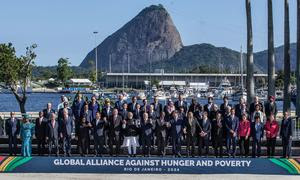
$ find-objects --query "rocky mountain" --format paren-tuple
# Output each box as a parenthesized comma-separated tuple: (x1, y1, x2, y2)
(142, 43, 264, 73)
(254, 43, 297, 72)
(80, 4, 183, 73)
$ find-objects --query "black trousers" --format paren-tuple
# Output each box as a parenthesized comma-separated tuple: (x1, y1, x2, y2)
(108, 134, 121, 156)
(63, 135, 72, 155)
(213, 137, 223, 157)
(156, 134, 166, 156)
(266, 138, 276, 157)
(48, 138, 59, 156)
(172, 136, 182, 156)
(37, 137, 46, 155)
(78, 137, 89, 156)
(199, 137, 209, 156)
(8, 135, 18, 155)
(282, 137, 292, 158)
(94, 135, 105, 156)
(239, 137, 249, 157)
(252, 138, 261, 158)
(186, 135, 197, 156)
(142, 136, 152, 156)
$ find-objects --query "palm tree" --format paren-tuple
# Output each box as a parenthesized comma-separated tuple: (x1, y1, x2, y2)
(296, 0, 300, 116)
(268, 0, 275, 97)
(246, 0, 255, 107)
(283, 0, 291, 113)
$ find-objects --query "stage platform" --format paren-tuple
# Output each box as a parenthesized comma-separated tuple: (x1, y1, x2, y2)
(0, 156, 300, 175)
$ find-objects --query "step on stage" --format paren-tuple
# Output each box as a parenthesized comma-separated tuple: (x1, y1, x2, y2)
(0, 156, 300, 175)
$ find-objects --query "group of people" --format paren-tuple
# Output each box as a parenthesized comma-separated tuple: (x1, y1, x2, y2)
(1, 93, 294, 158)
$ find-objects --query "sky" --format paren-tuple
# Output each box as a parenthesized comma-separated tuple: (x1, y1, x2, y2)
(0, 0, 297, 66)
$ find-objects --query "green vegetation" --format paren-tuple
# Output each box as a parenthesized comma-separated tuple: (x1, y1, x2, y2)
(0, 43, 37, 113)
(57, 58, 73, 85)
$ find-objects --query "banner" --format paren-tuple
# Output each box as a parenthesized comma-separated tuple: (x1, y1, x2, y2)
(0, 156, 300, 175)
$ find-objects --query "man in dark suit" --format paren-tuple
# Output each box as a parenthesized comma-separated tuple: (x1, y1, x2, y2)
(234, 97, 247, 120)
(220, 96, 231, 117)
(43, 102, 55, 119)
(212, 112, 225, 157)
(92, 112, 107, 157)
(128, 96, 138, 113)
(251, 116, 264, 158)
(5, 112, 20, 156)
(199, 111, 211, 157)
(151, 96, 163, 115)
(225, 108, 239, 157)
(280, 111, 294, 158)
(72, 93, 85, 136)
(188, 98, 199, 114)
(35, 111, 48, 156)
(249, 96, 264, 115)
(58, 102, 73, 122)
(101, 99, 113, 120)
(174, 94, 187, 113)
(169, 111, 185, 157)
(264, 96, 277, 119)
(133, 103, 142, 120)
(59, 109, 74, 157)
(45, 113, 59, 156)
(107, 108, 123, 156)
(204, 96, 215, 117)
(114, 94, 127, 111)
(118, 103, 129, 120)
(156, 112, 168, 156)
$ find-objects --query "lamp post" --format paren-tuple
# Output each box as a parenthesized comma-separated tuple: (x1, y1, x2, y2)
(93, 31, 98, 84)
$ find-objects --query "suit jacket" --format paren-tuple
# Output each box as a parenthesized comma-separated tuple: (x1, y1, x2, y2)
(185, 118, 200, 137)
(107, 115, 122, 136)
(114, 100, 127, 111)
(170, 118, 185, 138)
(151, 102, 163, 115)
(58, 108, 73, 122)
(60, 117, 74, 137)
(92, 119, 107, 137)
(155, 118, 168, 138)
(5, 118, 20, 136)
(188, 103, 199, 114)
(42, 108, 55, 119)
(0, 117, 4, 136)
(46, 120, 59, 140)
(251, 122, 264, 141)
(133, 109, 142, 120)
(264, 102, 277, 118)
(249, 102, 264, 114)
(88, 102, 100, 120)
(212, 119, 225, 140)
(220, 103, 232, 116)
(204, 103, 215, 117)
(175, 100, 188, 112)
(225, 115, 239, 137)
(199, 119, 211, 139)
(280, 118, 293, 139)
(119, 109, 129, 120)
(35, 117, 48, 139)
(80, 110, 93, 123)
(72, 100, 85, 120)
(128, 102, 138, 113)
(234, 104, 248, 120)
(101, 106, 113, 119)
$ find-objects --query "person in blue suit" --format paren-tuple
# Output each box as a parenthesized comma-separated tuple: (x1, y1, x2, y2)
(251, 116, 264, 158)
(280, 111, 294, 158)
(169, 110, 185, 157)
(20, 115, 35, 157)
(5, 112, 20, 156)
(225, 108, 239, 157)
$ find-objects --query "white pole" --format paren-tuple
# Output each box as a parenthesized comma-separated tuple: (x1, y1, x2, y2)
(240, 45, 244, 91)
(93, 31, 98, 84)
